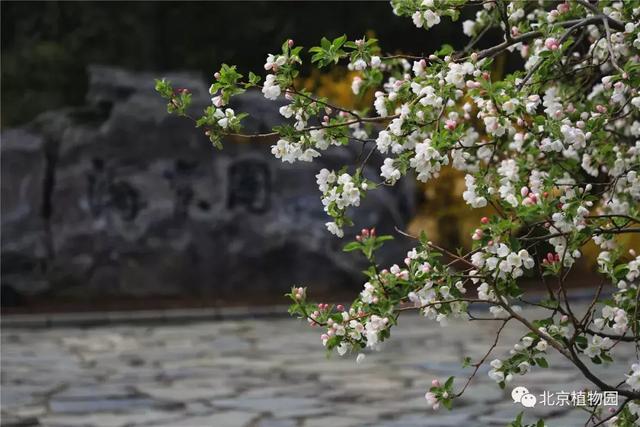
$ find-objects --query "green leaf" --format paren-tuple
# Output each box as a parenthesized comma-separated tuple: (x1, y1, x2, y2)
(575, 335, 588, 348)
(508, 412, 524, 427)
(535, 357, 549, 368)
(444, 376, 454, 389)
(248, 72, 261, 86)
(343, 242, 362, 252)
(332, 34, 347, 49)
(154, 78, 174, 98)
(437, 44, 454, 56)
(419, 231, 429, 245)
(462, 357, 472, 368)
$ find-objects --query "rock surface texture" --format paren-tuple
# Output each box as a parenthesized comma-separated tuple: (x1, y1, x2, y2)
(1, 65, 416, 302)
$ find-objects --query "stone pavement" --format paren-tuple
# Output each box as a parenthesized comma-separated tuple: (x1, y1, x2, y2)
(2, 304, 637, 427)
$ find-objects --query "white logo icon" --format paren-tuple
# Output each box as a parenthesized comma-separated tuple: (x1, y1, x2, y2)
(512, 386, 537, 408)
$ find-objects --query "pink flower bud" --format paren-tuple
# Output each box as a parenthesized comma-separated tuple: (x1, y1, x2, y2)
(336, 304, 345, 311)
(511, 26, 519, 37)
(547, 253, 555, 262)
(212, 95, 224, 108)
(370, 228, 376, 237)
(545, 38, 559, 50)
(431, 379, 440, 387)
(361, 228, 370, 237)
(404, 257, 411, 266)
(481, 216, 489, 224)
(630, 249, 637, 257)
(596, 104, 607, 113)
(288, 39, 294, 47)
(214, 72, 221, 79)
(561, 315, 569, 323)
(557, 2, 570, 13)
(520, 186, 529, 197)
(356, 235, 362, 242)
(445, 119, 457, 131)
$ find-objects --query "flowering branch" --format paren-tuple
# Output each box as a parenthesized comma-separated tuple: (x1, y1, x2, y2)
(158, 0, 640, 424)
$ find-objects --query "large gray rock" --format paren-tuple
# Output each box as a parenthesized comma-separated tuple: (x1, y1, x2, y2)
(1, 129, 50, 298)
(1, 65, 416, 303)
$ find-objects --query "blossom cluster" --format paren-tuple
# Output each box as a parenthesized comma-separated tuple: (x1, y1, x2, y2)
(158, 1, 640, 424)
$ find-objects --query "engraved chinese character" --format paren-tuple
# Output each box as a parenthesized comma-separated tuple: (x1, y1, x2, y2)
(227, 159, 270, 213)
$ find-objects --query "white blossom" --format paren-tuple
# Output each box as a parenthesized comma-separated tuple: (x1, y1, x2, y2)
(262, 74, 281, 100)
(325, 221, 344, 238)
(380, 158, 401, 183)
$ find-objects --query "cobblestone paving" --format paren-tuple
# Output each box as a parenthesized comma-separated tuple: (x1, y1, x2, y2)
(2, 305, 637, 427)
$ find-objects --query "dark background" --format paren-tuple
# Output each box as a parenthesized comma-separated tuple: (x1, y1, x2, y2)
(1, 1, 513, 312)
(1, 1, 478, 127)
